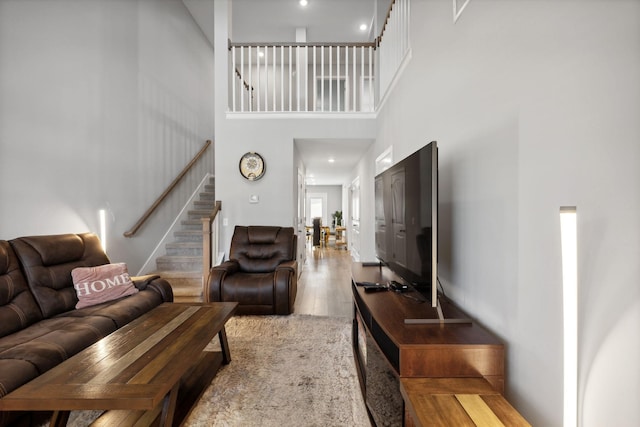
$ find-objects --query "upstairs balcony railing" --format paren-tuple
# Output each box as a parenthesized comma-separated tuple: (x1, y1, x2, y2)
(229, 42, 376, 113)
(227, 0, 410, 114)
(377, 0, 410, 103)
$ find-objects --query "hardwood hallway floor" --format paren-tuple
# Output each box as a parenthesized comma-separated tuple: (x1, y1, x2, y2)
(294, 242, 353, 317)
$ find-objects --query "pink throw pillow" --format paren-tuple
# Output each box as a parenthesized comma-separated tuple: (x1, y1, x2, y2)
(71, 263, 138, 309)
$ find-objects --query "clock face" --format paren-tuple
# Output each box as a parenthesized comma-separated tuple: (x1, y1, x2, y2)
(239, 152, 265, 181)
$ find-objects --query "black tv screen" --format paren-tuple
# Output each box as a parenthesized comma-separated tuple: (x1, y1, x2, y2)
(375, 141, 438, 307)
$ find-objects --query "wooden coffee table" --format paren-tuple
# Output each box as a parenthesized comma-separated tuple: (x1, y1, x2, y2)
(0, 302, 237, 427)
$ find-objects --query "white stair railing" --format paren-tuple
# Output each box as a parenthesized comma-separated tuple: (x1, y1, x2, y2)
(229, 42, 376, 113)
(377, 0, 411, 103)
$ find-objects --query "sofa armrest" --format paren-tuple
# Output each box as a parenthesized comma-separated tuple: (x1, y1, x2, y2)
(205, 260, 240, 303)
(130, 275, 174, 302)
(131, 274, 160, 290)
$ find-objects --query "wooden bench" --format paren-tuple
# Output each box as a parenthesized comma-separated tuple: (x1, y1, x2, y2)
(400, 378, 531, 427)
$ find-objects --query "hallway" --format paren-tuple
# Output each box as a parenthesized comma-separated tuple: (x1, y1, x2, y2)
(294, 245, 353, 317)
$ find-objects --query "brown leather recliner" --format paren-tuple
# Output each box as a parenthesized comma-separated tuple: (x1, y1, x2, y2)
(205, 226, 297, 315)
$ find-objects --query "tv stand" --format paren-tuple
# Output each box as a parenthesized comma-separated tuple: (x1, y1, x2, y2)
(404, 296, 473, 324)
(351, 262, 504, 427)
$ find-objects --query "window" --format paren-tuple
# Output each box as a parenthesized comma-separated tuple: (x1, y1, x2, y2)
(307, 193, 328, 226)
(310, 197, 323, 219)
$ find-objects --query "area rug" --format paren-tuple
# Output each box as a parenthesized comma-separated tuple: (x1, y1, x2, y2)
(184, 314, 370, 426)
(58, 314, 370, 426)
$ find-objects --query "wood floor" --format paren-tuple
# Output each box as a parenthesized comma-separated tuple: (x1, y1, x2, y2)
(294, 242, 353, 317)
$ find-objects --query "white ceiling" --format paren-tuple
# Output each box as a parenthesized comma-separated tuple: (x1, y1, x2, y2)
(183, 0, 382, 185)
(183, 0, 387, 45)
(295, 138, 373, 186)
(231, 0, 378, 43)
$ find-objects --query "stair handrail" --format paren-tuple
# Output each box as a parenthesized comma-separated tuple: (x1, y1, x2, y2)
(376, 0, 397, 47)
(124, 140, 213, 237)
(202, 200, 222, 289)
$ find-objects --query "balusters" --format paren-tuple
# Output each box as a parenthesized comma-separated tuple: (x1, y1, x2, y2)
(378, 0, 410, 103)
(312, 46, 317, 112)
(352, 46, 357, 112)
(272, 46, 277, 111)
(228, 37, 397, 113)
(320, 46, 325, 112)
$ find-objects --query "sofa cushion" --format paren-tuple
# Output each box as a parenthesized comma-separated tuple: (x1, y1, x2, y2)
(0, 315, 116, 397)
(0, 359, 39, 399)
(0, 241, 43, 338)
(58, 287, 165, 328)
(10, 233, 110, 318)
(72, 263, 138, 309)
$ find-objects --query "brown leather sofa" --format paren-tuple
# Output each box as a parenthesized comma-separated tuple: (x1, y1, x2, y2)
(0, 233, 173, 427)
(205, 226, 297, 315)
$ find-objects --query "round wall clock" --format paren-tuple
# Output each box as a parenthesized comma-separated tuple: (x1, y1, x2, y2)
(239, 152, 266, 181)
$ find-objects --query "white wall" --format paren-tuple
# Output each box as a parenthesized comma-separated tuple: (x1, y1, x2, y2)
(0, 0, 215, 272)
(214, 116, 375, 254)
(214, 0, 376, 255)
(362, 1, 640, 426)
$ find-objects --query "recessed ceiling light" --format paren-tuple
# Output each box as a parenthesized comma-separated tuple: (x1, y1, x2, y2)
(328, 158, 335, 163)
(299, 0, 308, 6)
(359, 23, 368, 31)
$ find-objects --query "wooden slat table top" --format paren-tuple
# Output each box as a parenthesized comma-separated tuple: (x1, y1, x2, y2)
(400, 378, 531, 427)
(0, 302, 237, 412)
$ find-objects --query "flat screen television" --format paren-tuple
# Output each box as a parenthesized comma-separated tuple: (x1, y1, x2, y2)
(374, 141, 438, 307)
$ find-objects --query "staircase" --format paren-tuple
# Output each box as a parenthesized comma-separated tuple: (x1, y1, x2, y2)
(154, 177, 216, 302)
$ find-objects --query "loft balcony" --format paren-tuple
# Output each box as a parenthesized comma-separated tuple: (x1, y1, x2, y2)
(227, 0, 410, 116)
(229, 42, 376, 114)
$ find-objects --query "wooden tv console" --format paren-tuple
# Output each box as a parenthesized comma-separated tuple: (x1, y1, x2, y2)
(351, 262, 506, 426)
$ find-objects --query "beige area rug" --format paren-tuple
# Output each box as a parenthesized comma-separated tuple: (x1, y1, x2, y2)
(61, 314, 370, 427)
(184, 314, 370, 427)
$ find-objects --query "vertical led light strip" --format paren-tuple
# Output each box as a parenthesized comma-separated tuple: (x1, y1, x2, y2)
(560, 206, 577, 427)
(99, 209, 107, 252)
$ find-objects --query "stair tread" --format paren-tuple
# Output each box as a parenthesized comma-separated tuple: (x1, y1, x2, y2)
(165, 241, 202, 249)
(154, 270, 201, 278)
(173, 230, 203, 240)
(188, 210, 211, 216)
(155, 175, 215, 277)
(157, 255, 201, 261)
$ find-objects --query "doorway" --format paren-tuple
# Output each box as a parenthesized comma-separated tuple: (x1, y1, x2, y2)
(306, 192, 328, 227)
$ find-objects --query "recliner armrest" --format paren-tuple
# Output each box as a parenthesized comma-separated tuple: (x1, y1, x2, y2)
(205, 260, 240, 303)
(212, 260, 240, 274)
(275, 259, 297, 275)
(274, 260, 297, 315)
